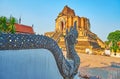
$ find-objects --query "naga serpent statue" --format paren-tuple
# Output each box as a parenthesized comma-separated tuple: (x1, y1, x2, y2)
(0, 21, 80, 79)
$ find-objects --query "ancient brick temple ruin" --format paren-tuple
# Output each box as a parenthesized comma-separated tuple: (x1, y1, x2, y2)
(45, 5, 105, 54)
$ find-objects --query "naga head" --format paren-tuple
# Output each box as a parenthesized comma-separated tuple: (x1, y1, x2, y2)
(65, 21, 78, 45)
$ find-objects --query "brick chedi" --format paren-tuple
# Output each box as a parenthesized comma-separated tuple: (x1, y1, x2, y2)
(45, 5, 105, 54)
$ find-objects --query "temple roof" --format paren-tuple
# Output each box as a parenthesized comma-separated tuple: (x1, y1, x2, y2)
(15, 23, 34, 34)
(59, 5, 75, 16)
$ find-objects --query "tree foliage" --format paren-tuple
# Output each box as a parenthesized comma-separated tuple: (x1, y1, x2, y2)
(0, 16, 7, 32)
(0, 16, 16, 34)
(107, 30, 120, 42)
(107, 30, 120, 53)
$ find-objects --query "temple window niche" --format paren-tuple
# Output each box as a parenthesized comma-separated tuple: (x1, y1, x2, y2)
(57, 17, 66, 33)
(60, 21, 64, 32)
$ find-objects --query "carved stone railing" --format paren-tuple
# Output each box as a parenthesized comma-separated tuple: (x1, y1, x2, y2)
(0, 34, 80, 79)
(0, 21, 80, 79)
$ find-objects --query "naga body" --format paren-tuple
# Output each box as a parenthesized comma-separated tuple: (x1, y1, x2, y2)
(0, 21, 80, 79)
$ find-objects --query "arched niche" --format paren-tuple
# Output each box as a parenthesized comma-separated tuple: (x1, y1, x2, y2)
(57, 17, 66, 32)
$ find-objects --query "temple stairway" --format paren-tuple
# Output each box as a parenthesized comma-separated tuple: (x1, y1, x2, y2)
(51, 32, 66, 50)
(75, 42, 91, 53)
(51, 33, 102, 54)
(58, 40, 66, 50)
(75, 41, 101, 53)
(51, 32, 62, 42)
(58, 39, 102, 53)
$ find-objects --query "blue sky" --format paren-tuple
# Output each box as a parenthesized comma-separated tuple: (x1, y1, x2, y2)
(0, 0, 120, 41)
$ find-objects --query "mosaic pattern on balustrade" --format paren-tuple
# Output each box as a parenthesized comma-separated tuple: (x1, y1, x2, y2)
(0, 33, 58, 50)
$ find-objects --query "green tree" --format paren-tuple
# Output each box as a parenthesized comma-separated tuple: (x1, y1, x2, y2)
(0, 16, 8, 32)
(107, 30, 120, 55)
(8, 17, 16, 33)
(0, 17, 2, 33)
(0, 16, 16, 34)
